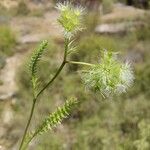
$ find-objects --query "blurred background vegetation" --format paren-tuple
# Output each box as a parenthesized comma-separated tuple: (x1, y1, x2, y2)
(0, 0, 150, 149)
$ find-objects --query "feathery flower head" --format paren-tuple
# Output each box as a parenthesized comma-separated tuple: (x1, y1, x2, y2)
(56, 2, 84, 37)
(81, 51, 134, 97)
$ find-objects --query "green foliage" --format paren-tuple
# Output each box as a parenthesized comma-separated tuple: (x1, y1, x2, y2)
(134, 120, 150, 150)
(0, 25, 16, 56)
(102, 0, 115, 14)
(16, 41, 60, 101)
(84, 11, 100, 32)
(134, 60, 150, 97)
(22, 97, 78, 150)
(29, 40, 48, 95)
(136, 14, 150, 40)
(34, 97, 78, 135)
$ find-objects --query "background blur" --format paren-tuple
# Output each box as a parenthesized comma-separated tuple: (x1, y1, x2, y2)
(0, 0, 150, 150)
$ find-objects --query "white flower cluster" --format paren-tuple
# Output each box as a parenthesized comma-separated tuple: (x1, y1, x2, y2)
(81, 51, 134, 97)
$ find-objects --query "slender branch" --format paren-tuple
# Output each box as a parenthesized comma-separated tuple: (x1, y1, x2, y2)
(19, 61, 66, 150)
(36, 37, 70, 99)
(20, 131, 37, 150)
(66, 60, 94, 67)
(20, 60, 93, 149)
(64, 37, 69, 61)
(19, 100, 36, 150)
(36, 61, 66, 99)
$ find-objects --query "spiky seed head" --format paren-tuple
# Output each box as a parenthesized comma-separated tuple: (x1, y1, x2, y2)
(56, 2, 84, 38)
(81, 51, 134, 97)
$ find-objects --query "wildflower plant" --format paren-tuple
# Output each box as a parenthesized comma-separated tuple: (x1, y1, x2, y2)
(19, 2, 134, 150)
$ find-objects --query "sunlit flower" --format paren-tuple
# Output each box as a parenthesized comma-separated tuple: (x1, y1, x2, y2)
(56, 2, 84, 38)
(81, 51, 134, 97)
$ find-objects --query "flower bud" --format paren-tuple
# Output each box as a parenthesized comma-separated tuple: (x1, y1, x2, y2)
(56, 2, 84, 37)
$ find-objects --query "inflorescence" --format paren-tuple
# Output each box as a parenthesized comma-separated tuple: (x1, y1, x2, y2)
(56, 2, 84, 38)
(81, 51, 134, 97)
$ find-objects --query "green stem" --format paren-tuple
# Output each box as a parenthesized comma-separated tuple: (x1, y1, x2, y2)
(36, 61, 66, 99)
(21, 60, 93, 149)
(64, 37, 69, 61)
(36, 38, 69, 99)
(19, 38, 92, 149)
(19, 61, 66, 150)
(66, 60, 94, 67)
(20, 130, 37, 150)
(19, 100, 36, 150)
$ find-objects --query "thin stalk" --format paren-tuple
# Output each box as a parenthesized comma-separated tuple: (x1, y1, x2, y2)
(19, 100, 36, 150)
(66, 60, 94, 67)
(36, 37, 69, 99)
(64, 37, 69, 61)
(36, 61, 66, 99)
(19, 61, 66, 150)
(20, 130, 38, 150)
(20, 60, 93, 149)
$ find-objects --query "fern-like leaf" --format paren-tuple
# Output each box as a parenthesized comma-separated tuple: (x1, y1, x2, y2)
(29, 40, 48, 96)
(35, 97, 78, 135)
(22, 98, 78, 149)
(29, 40, 48, 77)
(24, 97, 78, 148)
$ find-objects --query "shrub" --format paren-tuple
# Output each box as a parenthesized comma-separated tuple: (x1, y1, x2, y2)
(0, 25, 16, 56)
(83, 11, 100, 32)
(102, 0, 114, 14)
(136, 14, 150, 40)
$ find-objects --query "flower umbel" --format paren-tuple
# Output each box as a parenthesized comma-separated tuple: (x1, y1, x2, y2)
(81, 51, 134, 97)
(56, 2, 84, 37)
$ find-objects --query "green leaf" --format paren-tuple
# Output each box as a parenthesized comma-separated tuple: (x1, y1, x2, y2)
(23, 97, 78, 149)
(29, 40, 48, 96)
(29, 40, 48, 77)
(35, 97, 78, 135)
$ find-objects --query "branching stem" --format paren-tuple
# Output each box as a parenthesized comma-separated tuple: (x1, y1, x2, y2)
(66, 60, 94, 67)
(19, 38, 69, 150)
(19, 37, 93, 150)
(19, 100, 36, 150)
(36, 61, 66, 99)
(19, 60, 66, 150)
